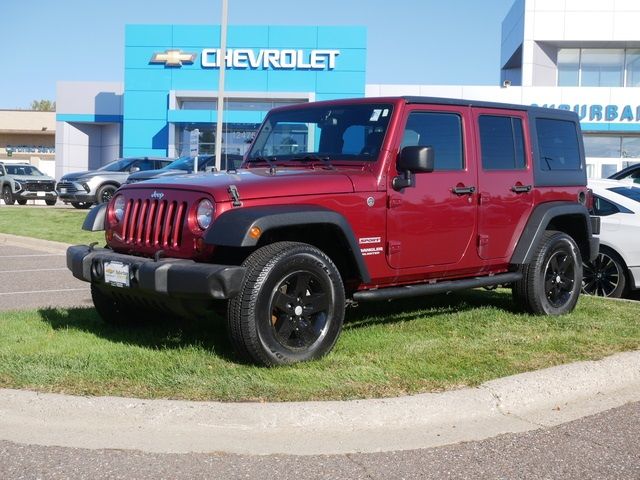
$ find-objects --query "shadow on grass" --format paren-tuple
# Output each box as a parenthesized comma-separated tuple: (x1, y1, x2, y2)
(37, 307, 238, 362)
(36, 288, 519, 360)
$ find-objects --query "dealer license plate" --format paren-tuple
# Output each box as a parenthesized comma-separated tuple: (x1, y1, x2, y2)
(104, 261, 130, 288)
(37, 191, 45, 197)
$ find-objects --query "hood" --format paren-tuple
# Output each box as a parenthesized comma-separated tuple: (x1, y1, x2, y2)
(127, 168, 185, 182)
(13, 175, 55, 183)
(119, 167, 362, 202)
(63, 170, 127, 181)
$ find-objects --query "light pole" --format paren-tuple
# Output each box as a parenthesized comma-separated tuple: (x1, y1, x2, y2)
(214, 0, 229, 171)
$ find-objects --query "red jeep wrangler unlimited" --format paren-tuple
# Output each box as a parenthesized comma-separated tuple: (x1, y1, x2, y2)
(68, 97, 599, 366)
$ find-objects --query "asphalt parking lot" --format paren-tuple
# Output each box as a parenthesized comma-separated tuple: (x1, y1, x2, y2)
(0, 242, 91, 312)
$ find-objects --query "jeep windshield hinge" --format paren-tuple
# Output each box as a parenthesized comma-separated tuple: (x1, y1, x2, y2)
(228, 185, 242, 207)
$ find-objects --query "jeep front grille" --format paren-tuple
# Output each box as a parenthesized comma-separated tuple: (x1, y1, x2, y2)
(120, 198, 187, 249)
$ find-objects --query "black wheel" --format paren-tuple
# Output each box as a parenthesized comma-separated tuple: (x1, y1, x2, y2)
(227, 241, 345, 366)
(16, 199, 27, 205)
(2, 186, 14, 205)
(512, 231, 582, 315)
(96, 185, 117, 204)
(91, 283, 138, 326)
(71, 201, 92, 209)
(582, 247, 627, 298)
(45, 199, 56, 206)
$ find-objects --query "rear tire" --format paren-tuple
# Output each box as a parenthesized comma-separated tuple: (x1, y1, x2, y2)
(17, 199, 27, 205)
(96, 185, 117, 204)
(2, 186, 14, 205)
(227, 241, 345, 366)
(45, 199, 56, 206)
(581, 246, 628, 298)
(512, 231, 582, 315)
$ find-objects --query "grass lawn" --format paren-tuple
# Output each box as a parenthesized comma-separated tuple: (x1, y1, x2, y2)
(0, 290, 638, 402)
(0, 206, 103, 245)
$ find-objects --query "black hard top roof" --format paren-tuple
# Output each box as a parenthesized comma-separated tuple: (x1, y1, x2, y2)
(402, 96, 573, 117)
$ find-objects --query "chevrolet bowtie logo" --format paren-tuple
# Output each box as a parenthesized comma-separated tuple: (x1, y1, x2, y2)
(150, 49, 196, 67)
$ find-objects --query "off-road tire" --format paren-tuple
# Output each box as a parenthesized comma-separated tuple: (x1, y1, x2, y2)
(512, 230, 582, 315)
(227, 241, 345, 366)
(16, 199, 27, 205)
(2, 186, 14, 205)
(71, 202, 92, 209)
(91, 283, 152, 326)
(582, 246, 628, 298)
(96, 185, 117, 204)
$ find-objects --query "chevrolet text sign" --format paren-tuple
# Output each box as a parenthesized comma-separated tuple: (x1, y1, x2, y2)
(201, 49, 340, 70)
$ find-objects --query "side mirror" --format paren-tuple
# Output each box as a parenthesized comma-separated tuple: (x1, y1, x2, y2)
(393, 146, 434, 191)
(398, 146, 434, 173)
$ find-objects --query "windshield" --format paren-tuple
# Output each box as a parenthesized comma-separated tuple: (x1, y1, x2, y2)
(5, 165, 45, 176)
(246, 103, 393, 162)
(98, 159, 136, 172)
(163, 155, 215, 173)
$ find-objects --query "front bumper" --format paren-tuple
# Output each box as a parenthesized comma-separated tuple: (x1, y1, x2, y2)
(16, 191, 57, 201)
(67, 245, 245, 300)
(58, 192, 97, 203)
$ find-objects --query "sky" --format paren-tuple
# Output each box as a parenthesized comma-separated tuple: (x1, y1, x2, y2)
(0, 0, 514, 109)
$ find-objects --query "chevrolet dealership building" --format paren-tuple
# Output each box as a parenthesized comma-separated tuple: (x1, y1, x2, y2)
(56, 0, 640, 179)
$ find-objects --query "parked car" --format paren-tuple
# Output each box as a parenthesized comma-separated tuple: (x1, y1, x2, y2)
(0, 161, 57, 205)
(56, 157, 173, 209)
(125, 154, 243, 184)
(582, 179, 640, 298)
(608, 162, 640, 183)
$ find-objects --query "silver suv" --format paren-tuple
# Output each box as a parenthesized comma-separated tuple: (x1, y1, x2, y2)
(0, 162, 58, 205)
(57, 157, 172, 209)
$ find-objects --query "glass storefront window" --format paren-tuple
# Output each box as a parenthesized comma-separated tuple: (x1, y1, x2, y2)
(581, 49, 624, 87)
(622, 137, 640, 158)
(583, 136, 621, 158)
(557, 49, 580, 86)
(626, 49, 640, 87)
(601, 164, 619, 178)
(180, 101, 217, 110)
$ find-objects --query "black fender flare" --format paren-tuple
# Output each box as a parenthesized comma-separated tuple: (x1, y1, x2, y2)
(82, 203, 107, 231)
(205, 205, 371, 283)
(511, 201, 597, 264)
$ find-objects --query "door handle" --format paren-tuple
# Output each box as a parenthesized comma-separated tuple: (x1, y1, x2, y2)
(451, 186, 476, 195)
(511, 184, 532, 193)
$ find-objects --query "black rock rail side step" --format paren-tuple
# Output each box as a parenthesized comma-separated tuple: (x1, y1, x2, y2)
(353, 272, 522, 302)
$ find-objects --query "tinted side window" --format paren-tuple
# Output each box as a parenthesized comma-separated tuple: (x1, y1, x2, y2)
(401, 112, 463, 171)
(592, 195, 620, 216)
(479, 115, 525, 170)
(135, 160, 154, 171)
(536, 118, 581, 171)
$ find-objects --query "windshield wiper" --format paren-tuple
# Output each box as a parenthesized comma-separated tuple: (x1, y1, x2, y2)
(248, 155, 277, 164)
(290, 154, 335, 169)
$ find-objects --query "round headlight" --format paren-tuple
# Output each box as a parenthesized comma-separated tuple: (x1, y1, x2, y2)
(196, 199, 214, 230)
(113, 195, 126, 222)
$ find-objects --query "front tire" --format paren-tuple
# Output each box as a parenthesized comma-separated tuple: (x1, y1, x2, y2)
(582, 247, 627, 298)
(71, 201, 92, 209)
(227, 241, 345, 366)
(45, 199, 57, 206)
(17, 199, 27, 205)
(2, 186, 14, 205)
(512, 231, 582, 315)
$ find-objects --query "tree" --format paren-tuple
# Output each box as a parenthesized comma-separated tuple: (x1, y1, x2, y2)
(30, 100, 56, 111)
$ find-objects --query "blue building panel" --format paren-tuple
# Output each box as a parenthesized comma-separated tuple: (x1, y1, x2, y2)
(126, 25, 173, 47)
(121, 24, 367, 157)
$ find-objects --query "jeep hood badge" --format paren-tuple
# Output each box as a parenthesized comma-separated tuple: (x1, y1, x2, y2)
(151, 191, 165, 200)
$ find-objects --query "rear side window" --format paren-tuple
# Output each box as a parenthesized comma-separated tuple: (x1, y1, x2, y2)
(401, 112, 463, 171)
(592, 195, 619, 216)
(536, 118, 581, 171)
(479, 115, 526, 170)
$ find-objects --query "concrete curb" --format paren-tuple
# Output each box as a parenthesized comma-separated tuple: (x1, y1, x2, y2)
(0, 351, 638, 455)
(0, 233, 70, 254)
